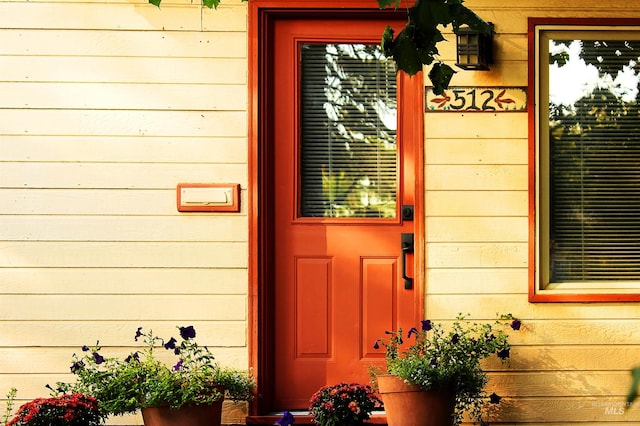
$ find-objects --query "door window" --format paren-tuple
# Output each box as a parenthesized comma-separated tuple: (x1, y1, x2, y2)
(300, 43, 398, 218)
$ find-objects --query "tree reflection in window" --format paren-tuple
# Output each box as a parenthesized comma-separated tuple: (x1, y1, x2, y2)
(547, 36, 640, 281)
(300, 43, 398, 218)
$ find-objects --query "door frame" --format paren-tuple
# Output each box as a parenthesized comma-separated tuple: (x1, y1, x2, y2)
(247, 0, 425, 416)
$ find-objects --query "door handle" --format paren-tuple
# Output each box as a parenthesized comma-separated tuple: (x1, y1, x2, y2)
(401, 233, 414, 290)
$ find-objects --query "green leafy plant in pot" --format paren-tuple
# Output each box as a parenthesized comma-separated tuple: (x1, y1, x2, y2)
(56, 326, 255, 425)
(372, 314, 521, 426)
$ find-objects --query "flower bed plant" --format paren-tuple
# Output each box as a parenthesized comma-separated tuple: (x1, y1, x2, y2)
(309, 382, 381, 426)
(4, 393, 104, 426)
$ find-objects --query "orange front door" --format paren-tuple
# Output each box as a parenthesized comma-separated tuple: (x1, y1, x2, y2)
(269, 15, 423, 411)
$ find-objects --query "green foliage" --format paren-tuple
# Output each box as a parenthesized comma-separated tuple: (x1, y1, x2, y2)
(145, 0, 490, 94)
(150, 0, 222, 9)
(627, 366, 640, 405)
(550, 51, 570, 67)
(428, 62, 456, 95)
(2, 388, 17, 426)
(202, 0, 221, 9)
(55, 326, 255, 417)
(377, 0, 401, 8)
(373, 314, 521, 426)
(377, 0, 494, 94)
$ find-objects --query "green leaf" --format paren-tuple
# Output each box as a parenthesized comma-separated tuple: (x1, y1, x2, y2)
(377, 0, 402, 9)
(391, 27, 423, 75)
(408, 26, 444, 68)
(148, 0, 161, 8)
(449, 3, 492, 34)
(381, 25, 395, 56)
(428, 62, 456, 95)
(627, 366, 640, 404)
(412, 0, 452, 28)
(551, 51, 570, 67)
(202, 0, 220, 9)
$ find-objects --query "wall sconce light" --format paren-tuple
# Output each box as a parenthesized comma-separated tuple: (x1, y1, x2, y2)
(455, 23, 494, 70)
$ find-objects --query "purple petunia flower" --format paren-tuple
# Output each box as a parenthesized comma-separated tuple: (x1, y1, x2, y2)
(510, 319, 521, 331)
(70, 360, 85, 373)
(373, 340, 380, 350)
(451, 333, 460, 344)
(134, 327, 143, 342)
(407, 327, 418, 338)
(429, 358, 439, 368)
(497, 348, 510, 360)
(179, 326, 196, 340)
(164, 337, 177, 350)
(172, 360, 183, 371)
(93, 352, 105, 364)
(489, 392, 502, 404)
(125, 352, 140, 363)
(275, 411, 295, 426)
(421, 320, 432, 331)
(81, 345, 90, 352)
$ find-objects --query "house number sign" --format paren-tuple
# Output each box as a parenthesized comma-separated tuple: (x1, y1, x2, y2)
(425, 87, 527, 112)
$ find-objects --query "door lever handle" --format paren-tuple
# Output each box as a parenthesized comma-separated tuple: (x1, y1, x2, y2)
(401, 233, 414, 289)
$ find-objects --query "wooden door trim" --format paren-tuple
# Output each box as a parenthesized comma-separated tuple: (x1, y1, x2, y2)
(248, 0, 424, 417)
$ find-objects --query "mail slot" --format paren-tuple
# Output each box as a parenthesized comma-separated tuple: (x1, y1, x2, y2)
(177, 183, 240, 212)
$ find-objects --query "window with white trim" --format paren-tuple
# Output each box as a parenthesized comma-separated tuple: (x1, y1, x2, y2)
(534, 22, 640, 300)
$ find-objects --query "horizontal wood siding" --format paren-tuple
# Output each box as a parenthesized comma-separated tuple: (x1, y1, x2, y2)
(426, 1, 640, 424)
(0, 0, 248, 424)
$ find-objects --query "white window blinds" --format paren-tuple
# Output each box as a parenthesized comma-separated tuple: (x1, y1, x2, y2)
(545, 35, 640, 282)
(299, 43, 398, 218)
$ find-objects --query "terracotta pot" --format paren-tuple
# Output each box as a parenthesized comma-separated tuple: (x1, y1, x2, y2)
(141, 400, 223, 426)
(377, 375, 455, 426)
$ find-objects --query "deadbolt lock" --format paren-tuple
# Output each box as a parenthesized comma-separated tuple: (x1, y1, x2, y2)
(402, 205, 414, 221)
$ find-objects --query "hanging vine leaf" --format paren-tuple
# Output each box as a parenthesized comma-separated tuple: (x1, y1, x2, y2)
(202, 0, 221, 8)
(378, 0, 493, 91)
(146, 0, 491, 94)
(428, 62, 456, 95)
(627, 366, 640, 405)
(449, 2, 492, 33)
(377, 0, 402, 8)
(382, 25, 424, 75)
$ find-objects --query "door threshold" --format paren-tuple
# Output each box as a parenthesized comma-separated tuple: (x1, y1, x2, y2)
(246, 412, 388, 425)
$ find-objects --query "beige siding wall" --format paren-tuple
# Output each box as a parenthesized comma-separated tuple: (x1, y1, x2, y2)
(0, 0, 248, 424)
(426, 0, 640, 424)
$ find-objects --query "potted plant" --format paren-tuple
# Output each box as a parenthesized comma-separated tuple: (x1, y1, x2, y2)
(57, 325, 255, 426)
(372, 314, 521, 426)
(309, 382, 382, 426)
(3, 392, 104, 426)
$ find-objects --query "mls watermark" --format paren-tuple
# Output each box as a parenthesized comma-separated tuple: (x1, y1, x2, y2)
(592, 400, 636, 415)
